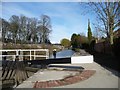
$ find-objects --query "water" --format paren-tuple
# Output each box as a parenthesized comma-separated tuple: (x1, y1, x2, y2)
(50, 49, 75, 58)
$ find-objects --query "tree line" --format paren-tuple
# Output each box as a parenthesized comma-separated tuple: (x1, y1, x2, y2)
(70, 19, 94, 51)
(61, 33, 89, 50)
(61, 19, 92, 51)
(1, 14, 52, 44)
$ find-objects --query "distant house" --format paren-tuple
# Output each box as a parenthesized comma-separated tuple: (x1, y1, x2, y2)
(52, 43, 64, 50)
(114, 28, 120, 38)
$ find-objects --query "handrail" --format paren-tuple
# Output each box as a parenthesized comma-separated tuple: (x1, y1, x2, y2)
(0, 49, 49, 61)
(0, 49, 48, 51)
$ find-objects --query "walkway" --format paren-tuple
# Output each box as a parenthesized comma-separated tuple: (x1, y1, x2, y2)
(53, 62, 119, 88)
(17, 62, 119, 88)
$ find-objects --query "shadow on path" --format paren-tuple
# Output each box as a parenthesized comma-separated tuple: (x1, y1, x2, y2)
(48, 65, 84, 71)
(93, 52, 120, 77)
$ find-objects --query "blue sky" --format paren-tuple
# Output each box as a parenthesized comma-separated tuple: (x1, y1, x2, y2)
(1, 2, 96, 43)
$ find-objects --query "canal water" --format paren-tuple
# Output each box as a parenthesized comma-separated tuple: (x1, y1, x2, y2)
(50, 49, 75, 58)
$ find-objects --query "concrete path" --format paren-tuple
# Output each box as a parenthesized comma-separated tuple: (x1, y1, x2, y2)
(17, 62, 119, 88)
(53, 62, 119, 88)
(17, 69, 80, 88)
(0, 67, 2, 90)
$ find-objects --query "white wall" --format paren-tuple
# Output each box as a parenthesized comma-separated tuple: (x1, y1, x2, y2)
(71, 55, 93, 64)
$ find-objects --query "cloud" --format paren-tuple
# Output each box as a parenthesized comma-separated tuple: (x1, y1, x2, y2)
(1, 2, 92, 43)
(1, 0, 82, 2)
(0, 4, 2, 18)
(3, 0, 113, 2)
(2, 3, 37, 20)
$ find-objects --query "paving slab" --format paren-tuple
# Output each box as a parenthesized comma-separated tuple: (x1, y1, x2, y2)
(17, 69, 79, 88)
(17, 62, 120, 88)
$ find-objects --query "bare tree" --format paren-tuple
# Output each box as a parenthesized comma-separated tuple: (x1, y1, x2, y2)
(38, 15, 52, 44)
(93, 23, 106, 39)
(29, 18, 38, 43)
(81, 2, 120, 44)
(1, 18, 10, 42)
(1, 14, 52, 44)
(9, 15, 20, 44)
(26, 18, 38, 44)
(26, 18, 32, 43)
(19, 15, 27, 43)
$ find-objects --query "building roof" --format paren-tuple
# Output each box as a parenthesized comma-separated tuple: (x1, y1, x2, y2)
(114, 28, 120, 38)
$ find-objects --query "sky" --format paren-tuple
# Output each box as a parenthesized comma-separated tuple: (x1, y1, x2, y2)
(1, 1, 97, 43)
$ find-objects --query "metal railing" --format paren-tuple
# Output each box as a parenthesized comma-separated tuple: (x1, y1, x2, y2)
(0, 49, 49, 61)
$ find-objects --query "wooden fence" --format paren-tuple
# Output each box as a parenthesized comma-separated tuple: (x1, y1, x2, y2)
(2, 58, 28, 87)
(94, 41, 112, 54)
(1, 49, 49, 88)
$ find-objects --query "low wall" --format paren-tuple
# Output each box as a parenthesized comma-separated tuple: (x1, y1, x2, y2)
(71, 55, 93, 64)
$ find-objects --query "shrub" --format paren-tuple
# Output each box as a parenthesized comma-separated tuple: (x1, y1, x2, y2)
(90, 40, 95, 52)
(81, 43, 89, 50)
(74, 48, 80, 52)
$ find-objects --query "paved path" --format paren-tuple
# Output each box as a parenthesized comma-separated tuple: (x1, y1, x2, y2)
(0, 67, 2, 90)
(53, 62, 119, 88)
(17, 62, 119, 88)
(17, 69, 79, 88)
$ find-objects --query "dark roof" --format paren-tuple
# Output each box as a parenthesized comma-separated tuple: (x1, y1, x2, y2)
(114, 28, 120, 38)
(52, 43, 61, 45)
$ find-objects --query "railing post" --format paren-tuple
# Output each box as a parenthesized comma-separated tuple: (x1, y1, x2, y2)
(19, 50, 23, 61)
(48, 49, 49, 59)
(46, 49, 49, 59)
(16, 50, 19, 56)
(34, 50, 35, 60)
(30, 50, 31, 60)
(13, 55, 16, 61)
